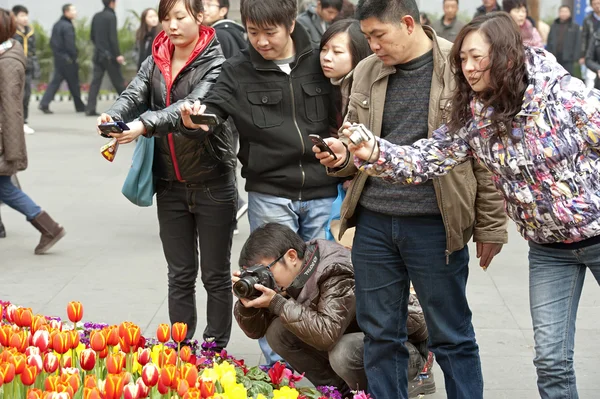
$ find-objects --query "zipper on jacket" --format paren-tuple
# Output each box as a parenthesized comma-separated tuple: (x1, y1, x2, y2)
(289, 75, 306, 201)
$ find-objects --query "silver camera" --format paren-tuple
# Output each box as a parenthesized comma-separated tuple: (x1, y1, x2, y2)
(348, 123, 372, 145)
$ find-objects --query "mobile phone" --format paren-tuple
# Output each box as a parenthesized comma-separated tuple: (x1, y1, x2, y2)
(98, 121, 130, 138)
(309, 134, 337, 160)
(190, 113, 219, 126)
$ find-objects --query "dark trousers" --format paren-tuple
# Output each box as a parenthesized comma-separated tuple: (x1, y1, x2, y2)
(557, 58, 575, 75)
(156, 177, 237, 348)
(40, 60, 85, 111)
(266, 317, 368, 397)
(23, 71, 32, 122)
(352, 207, 482, 399)
(86, 56, 125, 113)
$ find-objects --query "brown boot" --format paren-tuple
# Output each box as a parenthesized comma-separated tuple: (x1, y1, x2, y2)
(30, 211, 66, 254)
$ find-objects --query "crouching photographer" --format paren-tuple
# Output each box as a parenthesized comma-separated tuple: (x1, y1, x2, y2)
(232, 223, 365, 396)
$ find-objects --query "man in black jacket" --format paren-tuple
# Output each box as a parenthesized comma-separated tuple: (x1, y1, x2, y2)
(547, 6, 581, 75)
(296, 0, 343, 47)
(181, 0, 339, 366)
(12, 5, 38, 133)
(39, 4, 86, 114)
(86, 0, 126, 116)
(473, 0, 502, 20)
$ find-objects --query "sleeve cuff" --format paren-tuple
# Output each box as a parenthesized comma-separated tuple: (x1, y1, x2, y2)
(268, 294, 287, 316)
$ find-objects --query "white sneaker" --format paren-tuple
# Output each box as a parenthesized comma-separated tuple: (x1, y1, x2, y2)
(24, 124, 35, 134)
(236, 202, 249, 221)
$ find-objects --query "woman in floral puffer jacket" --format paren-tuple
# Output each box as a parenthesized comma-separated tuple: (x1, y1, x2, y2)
(345, 12, 600, 399)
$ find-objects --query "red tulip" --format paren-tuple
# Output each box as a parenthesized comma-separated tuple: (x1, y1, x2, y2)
(66, 301, 83, 323)
(26, 388, 43, 399)
(83, 387, 102, 399)
(104, 373, 126, 399)
(180, 362, 198, 387)
(136, 377, 149, 398)
(32, 330, 50, 352)
(119, 335, 131, 353)
(141, 363, 159, 387)
(106, 352, 125, 374)
(4, 304, 17, 323)
(123, 382, 140, 399)
(98, 347, 109, 359)
(80, 348, 96, 371)
(160, 364, 177, 387)
(199, 378, 215, 398)
(20, 364, 38, 385)
(89, 330, 107, 352)
(26, 354, 43, 373)
(0, 362, 15, 384)
(157, 378, 170, 395)
(156, 324, 170, 343)
(43, 352, 59, 373)
(171, 323, 187, 343)
(137, 347, 151, 366)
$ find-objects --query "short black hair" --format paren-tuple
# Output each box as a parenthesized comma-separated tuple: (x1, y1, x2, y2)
(443, 0, 459, 3)
(502, 0, 527, 14)
(356, 0, 420, 25)
(238, 223, 307, 268)
(321, 19, 371, 69)
(11, 5, 28, 15)
(62, 3, 73, 14)
(102, 0, 114, 8)
(559, 5, 571, 11)
(241, 0, 296, 30)
(320, 0, 344, 12)
(217, 0, 230, 18)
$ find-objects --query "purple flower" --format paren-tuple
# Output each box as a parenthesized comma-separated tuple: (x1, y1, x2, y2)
(317, 386, 343, 399)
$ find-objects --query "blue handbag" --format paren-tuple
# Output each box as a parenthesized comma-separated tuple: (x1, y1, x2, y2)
(121, 136, 155, 207)
(325, 183, 346, 241)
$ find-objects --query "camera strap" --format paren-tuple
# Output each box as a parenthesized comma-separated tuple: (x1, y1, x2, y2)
(285, 243, 320, 299)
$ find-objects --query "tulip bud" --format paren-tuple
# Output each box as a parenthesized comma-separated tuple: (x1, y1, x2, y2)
(13, 353, 27, 374)
(141, 363, 159, 387)
(171, 323, 187, 343)
(123, 325, 141, 349)
(27, 354, 43, 373)
(180, 362, 198, 387)
(177, 378, 190, 397)
(160, 364, 177, 387)
(9, 330, 29, 352)
(136, 377, 150, 398)
(48, 319, 62, 331)
(80, 349, 97, 371)
(157, 378, 169, 395)
(106, 326, 119, 347)
(30, 315, 47, 334)
(21, 364, 38, 386)
(44, 374, 60, 391)
(25, 346, 40, 358)
(123, 382, 140, 399)
(4, 304, 17, 323)
(156, 324, 170, 343)
(27, 388, 43, 399)
(0, 362, 16, 384)
(104, 373, 126, 399)
(32, 330, 50, 352)
(89, 330, 107, 352)
(0, 325, 10, 346)
(199, 378, 215, 398)
(83, 387, 102, 399)
(66, 301, 83, 323)
(44, 353, 59, 373)
(179, 345, 193, 363)
(52, 331, 69, 355)
(69, 330, 80, 349)
(84, 374, 97, 389)
(106, 352, 125, 374)
(15, 307, 33, 329)
(137, 347, 151, 366)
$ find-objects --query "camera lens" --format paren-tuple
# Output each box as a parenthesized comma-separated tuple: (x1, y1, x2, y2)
(233, 276, 259, 299)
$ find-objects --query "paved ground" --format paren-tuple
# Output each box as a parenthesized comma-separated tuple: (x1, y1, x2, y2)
(1, 100, 600, 398)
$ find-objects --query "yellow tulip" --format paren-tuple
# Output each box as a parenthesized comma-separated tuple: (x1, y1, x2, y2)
(273, 386, 300, 399)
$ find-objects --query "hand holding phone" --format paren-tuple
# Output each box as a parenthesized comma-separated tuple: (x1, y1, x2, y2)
(98, 121, 130, 138)
(190, 113, 219, 126)
(309, 134, 337, 160)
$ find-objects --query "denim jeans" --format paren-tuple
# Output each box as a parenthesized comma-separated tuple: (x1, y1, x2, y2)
(528, 241, 600, 399)
(247, 191, 336, 365)
(156, 176, 236, 348)
(0, 175, 41, 220)
(352, 207, 482, 399)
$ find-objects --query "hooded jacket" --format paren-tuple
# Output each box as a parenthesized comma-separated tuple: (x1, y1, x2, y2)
(0, 40, 27, 176)
(297, 5, 327, 47)
(106, 26, 236, 183)
(13, 25, 37, 74)
(212, 19, 247, 59)
(358, 47, 600, 246)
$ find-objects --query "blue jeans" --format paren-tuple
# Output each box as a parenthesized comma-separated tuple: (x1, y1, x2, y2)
(528, 241, 600, 399)
(352, 207, 482, 399)
(247, 191, 336, 366)
(0, 175, 41, 220)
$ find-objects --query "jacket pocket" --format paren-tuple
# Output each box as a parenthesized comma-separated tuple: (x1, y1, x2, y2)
(302, 82, 332, 123)
(347, 92, 370, 126)
(247, 90, 284, 128)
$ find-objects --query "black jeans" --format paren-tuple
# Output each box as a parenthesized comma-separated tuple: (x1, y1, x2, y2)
(156, 175, 237, 348)
(40, 60, 85, 111)
(86, 55, 126, 113)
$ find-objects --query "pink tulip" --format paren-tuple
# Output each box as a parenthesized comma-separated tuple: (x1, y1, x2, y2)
(136, 378, 149, 398)
(141, 363, 159, 387)
(26, 354, 43, 373)
(123, 382, 139, 399)
(137, 347, 151, 366)
(43, 352, 59, 374)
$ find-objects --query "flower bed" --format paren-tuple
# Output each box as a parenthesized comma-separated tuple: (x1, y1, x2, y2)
(0, 301, 370, 399)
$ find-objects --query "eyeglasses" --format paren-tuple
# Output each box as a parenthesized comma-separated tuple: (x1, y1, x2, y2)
(265, 253, 285, 270)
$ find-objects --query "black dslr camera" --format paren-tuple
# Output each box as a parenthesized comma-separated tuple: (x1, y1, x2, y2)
(233, 265, 278, 299)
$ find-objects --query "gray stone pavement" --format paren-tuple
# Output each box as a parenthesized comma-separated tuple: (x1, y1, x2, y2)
(1, 100, 600, 398)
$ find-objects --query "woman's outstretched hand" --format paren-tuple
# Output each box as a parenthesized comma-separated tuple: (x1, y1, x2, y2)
(180, 100, 209, 131)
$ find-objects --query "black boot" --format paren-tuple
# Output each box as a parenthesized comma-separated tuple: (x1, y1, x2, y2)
(30, 211, 66, 254)
(0, 211, 5, 238)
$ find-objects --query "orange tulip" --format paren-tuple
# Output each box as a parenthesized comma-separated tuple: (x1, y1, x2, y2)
(13, 353, 27, 374)
(55, 381, 75, 397)
(26, 388, 43, 399)
(84, 374, 97, 389)
(0, 362, 15, 384)
(98, 347, 109, 359)
(157, 378, 170, 395)
(30, 315, 47, 334)
(0, 325, 10, 346)
(15, 307, 33, 329)
(160, 364, 177, 387)
(52, 331, 70, 355)
(123, 324, 141, 349)
(43, 352, 59, 373)
(184, 388, 201, 399)
(180, 362, 198, 387)
(179, 345, 193, 363)
(106, 326, 119, 347)
(83, 387, 102, 399)
(118, 335, 131, 354)
(20, 364, 38, 386)
(141, 363, 159, 387)
(61, 372, 81, 393)
(104, 373, 126, 399)
(159, 348, 177, 367)
(66, 301, 83, 323)
(156, 324, 170, 343)
(177, 378, 190, 397)
(9, 330, 28, 353)
(80, 348, 96, 371)
(89, 330, 107, 352)
(44, 374, 60, 391)
(199, 378, 215, 399)
(171, 323, 187, 343)
(106, 352, 126, 374)
(69, 330, 80, 349)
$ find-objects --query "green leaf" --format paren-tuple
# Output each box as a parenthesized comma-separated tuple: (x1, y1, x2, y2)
(296, 387, 324, 399)
(246, 366, 271, 382)
(247, 381, 274, 398)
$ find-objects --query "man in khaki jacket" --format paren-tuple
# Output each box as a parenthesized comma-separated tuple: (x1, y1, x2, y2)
(313, 0, 508, 398)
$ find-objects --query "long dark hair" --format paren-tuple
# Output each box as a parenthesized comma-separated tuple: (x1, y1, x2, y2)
(449, 12, 528, 135)
(320, 19, 372, 71)
(136, 8, 158, 43)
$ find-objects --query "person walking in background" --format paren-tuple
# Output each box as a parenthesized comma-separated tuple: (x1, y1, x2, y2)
(0, 9, 66, 254)
(297, 0, 343, 47)
(503, 0, 543, 48)
(547, 5, 581, 75)
(201, 0, 249, 230)
(333, 0, 356, 22)
(581, 0, 600, 88)
(38, 4, 85, 115)
(135, 8, 160, 70)
(12, 5, 38, 134)
(431, 0, 464, 42)
(86, 0, 126, 117)
(473, 0, 502, 19)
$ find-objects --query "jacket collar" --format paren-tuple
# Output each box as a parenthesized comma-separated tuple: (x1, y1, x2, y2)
(103, 7, 115, 14)
(60, 16, 72, 24)
(247, 23, 313, 72)
(476, 4, 502, 13)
